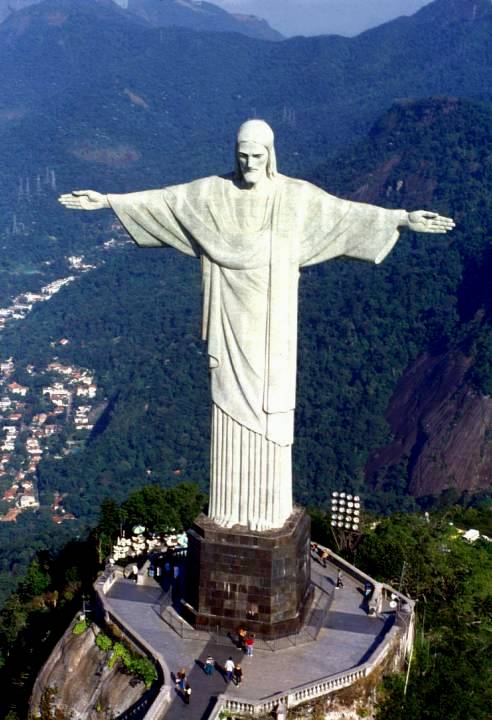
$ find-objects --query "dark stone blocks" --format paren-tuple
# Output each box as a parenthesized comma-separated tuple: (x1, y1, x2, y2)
(184, 507, 313, 639)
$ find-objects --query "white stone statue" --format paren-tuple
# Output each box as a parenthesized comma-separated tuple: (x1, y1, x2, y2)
(59, 120, 454, 532)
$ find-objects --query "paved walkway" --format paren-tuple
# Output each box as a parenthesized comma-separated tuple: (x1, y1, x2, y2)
(106, 559, 394, 719)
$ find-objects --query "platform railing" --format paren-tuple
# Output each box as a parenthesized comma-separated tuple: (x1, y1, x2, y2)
(207, 623, 401, 718)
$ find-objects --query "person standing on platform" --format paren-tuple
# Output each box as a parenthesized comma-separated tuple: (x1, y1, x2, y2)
(238, 626, 247, 650)
(175, 668, 186, 693)
(233, 663, 243, 685)
(245, 634, 255, 656)
(225, 657, 235, 682)
(204, 656, 215, 676)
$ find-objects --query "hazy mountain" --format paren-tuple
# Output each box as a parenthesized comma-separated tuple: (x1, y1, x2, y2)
(0, 0, 282, 39)
(0, 0, 490, 221)
(126, 0, 283, 40)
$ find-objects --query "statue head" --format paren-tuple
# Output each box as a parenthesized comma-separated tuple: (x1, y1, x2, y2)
(235, 119, 277, 185)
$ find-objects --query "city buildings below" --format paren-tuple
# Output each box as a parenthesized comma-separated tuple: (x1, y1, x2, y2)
(0, 355, 101, 522)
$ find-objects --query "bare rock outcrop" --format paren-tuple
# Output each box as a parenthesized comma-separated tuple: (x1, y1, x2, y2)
(31, 623, 145, 720)
(366, 350, 492, 497)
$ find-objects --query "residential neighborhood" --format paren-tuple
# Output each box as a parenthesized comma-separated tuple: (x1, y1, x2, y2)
(0, 276, 76, 331)
(0, 354, 101, 523)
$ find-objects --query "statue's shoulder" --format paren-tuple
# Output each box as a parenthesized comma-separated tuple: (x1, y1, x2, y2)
(165, 174, 224, 194)
(276, 174, 326, 198)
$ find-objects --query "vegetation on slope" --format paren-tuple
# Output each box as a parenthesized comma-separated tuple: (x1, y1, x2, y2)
(311, 502, 492, 720)
(0, 482, 205, 720)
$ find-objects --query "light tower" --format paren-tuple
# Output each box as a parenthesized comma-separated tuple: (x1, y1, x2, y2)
(330, 491, 362, 554)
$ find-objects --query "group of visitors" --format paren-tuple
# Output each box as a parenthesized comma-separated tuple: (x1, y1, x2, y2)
(175, 650, 247, 705)
(224, 656, 243, 685)
(204, 655, 244, 684)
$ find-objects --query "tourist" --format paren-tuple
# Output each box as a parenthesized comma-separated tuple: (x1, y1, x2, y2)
(245, 634, 255, 657)
(225, 656, 235, 682)
(233, 663, 243, 686)
(204, 656, 215, 676)
(175, 668, 186, 692)
(183, 681, 192, 704)
(320, 548, 330, 568)
(237, 626, 247, 650)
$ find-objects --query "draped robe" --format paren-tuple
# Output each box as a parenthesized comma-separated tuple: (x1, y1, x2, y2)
(108, 173, 403, 530)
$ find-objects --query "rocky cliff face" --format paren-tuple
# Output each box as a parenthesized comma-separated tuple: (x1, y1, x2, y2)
(30, 624, 145, 720)
(366, 348, 492, 497)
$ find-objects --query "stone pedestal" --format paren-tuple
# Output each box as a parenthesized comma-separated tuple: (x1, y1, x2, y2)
(184, 507, 313, 639)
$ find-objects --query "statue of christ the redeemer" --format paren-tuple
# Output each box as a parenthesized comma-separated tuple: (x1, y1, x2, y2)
(59, 119, 454, 532)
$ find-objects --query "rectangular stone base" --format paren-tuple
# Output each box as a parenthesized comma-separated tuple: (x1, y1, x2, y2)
(184, 507, 313, 639)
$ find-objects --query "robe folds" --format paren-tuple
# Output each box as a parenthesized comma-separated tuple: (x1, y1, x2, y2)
(108, 174, 403, 529)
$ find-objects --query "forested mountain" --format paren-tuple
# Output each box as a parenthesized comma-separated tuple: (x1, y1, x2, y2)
(0, 0, 490, 224)
(310, 97, 492, 504)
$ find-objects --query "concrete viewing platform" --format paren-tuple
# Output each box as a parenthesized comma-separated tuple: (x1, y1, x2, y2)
(98, 549, 413, 719)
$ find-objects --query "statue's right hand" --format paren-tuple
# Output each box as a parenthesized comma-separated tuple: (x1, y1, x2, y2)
(58, 190, 110, 211)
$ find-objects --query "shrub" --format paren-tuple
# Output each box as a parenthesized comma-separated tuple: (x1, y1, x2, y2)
(95, 633, 113, 652)
(72, 619, 88, 635)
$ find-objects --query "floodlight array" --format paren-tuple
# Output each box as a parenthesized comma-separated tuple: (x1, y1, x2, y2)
(330, 491, 361, 530)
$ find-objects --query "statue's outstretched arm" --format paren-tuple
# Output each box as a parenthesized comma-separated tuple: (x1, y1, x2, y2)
(58, 190, 110, 211)
(400, 210, 455, 234)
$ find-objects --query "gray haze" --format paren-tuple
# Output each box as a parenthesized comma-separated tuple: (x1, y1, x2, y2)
(213, 0, 433, 37)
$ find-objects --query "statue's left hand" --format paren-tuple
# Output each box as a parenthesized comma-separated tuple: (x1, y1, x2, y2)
(407, 211, 455, 234)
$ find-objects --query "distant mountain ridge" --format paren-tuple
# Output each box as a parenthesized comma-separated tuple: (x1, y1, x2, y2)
(0, 0, 490, 217)
(126, 0, 283, 40)
(0, 0, 283, 39)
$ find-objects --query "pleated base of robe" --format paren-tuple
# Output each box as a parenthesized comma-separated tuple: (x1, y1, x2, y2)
(208, 403, 292, 531)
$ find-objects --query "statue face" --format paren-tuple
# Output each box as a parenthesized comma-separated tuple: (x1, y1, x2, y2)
(237, 141, 269, 186)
